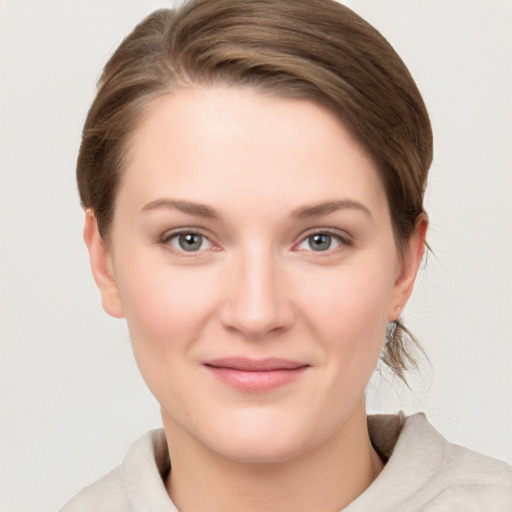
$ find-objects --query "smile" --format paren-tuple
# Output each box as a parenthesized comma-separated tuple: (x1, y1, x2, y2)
(203, 358, 309, 392)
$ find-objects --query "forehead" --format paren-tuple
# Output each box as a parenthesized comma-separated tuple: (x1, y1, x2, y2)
(119, 86, 388, 218)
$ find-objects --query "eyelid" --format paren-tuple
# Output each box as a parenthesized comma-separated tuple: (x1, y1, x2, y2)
(293, 228, 353, 252)
(159, 227, 219, 254)
(157, 226, 352, 254)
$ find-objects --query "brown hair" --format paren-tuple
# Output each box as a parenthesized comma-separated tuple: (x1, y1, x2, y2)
(77, 0, 433, 380)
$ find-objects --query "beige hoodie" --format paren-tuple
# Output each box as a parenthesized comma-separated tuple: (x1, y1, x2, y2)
(60, 413, 512, 511)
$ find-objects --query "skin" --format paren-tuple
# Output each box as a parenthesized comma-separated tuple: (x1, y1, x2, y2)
(84, 87, 427, 511)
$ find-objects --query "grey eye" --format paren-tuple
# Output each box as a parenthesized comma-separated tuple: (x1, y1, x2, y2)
(297, 232, 343, 252)
(308, 233, 333, 251)
(168, 232, 212, 252)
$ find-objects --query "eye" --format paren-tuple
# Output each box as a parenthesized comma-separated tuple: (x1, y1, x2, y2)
(296, 232, 344, 252)
(164, 231, 214, 252)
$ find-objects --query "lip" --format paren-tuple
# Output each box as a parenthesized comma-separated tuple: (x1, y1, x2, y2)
(203, 358, 309, 392)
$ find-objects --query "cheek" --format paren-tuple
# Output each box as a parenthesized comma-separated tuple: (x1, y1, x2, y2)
(305, 266, 392, 341)
(114, 261, 222, 410)
(114, 259, 218, 359)
(297, 258, 395, 384)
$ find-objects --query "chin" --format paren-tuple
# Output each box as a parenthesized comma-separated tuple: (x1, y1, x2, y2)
(213, 434, 306, 465)
(201, 409, 321, 464)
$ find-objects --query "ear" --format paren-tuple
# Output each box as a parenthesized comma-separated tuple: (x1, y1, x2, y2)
(387, 214, 428, 322)
(83, 209, 125, 318)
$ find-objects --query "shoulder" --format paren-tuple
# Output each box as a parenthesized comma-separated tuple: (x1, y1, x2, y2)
(59, 466, 129, 512)
(400, 414, 512, 492)
(348, 413, 512, 511)
(421, 427, 512, 510)
(59, 429, 174, 512)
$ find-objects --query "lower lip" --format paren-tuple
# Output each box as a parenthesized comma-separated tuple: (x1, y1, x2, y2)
(205, 366, 308, 392)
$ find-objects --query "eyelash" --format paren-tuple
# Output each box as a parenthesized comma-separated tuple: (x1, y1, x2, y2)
(295, 229, 352, 253)
(159, 228, 352, 255)
(159, 228, 218, 255)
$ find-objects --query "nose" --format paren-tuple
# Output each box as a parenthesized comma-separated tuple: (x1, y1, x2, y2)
(218, 247, 295, 340)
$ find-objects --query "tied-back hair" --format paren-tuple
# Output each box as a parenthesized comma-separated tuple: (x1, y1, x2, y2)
(77, 0, 433, 381)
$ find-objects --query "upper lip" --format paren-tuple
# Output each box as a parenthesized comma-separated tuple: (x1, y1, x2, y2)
(204, 357, 308, 371)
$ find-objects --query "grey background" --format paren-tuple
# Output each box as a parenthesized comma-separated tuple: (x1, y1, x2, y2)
(1, 1, 511, 510)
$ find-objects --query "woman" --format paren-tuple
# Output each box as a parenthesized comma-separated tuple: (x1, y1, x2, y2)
(60, 0, 512, 510)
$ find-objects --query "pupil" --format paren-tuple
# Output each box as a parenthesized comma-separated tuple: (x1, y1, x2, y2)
(179, 233, 202, 251)
(310, 234, 331, 251)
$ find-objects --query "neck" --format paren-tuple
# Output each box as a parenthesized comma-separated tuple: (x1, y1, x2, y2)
(163, 400, 384, 512)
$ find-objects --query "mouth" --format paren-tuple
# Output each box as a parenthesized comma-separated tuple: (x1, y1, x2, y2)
(203, 358, 309, 392)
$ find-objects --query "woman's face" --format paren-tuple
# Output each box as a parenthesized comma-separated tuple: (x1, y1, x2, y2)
(87, 87, 423, 463)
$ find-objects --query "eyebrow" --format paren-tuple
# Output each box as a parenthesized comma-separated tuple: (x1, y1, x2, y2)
(140, 198, 372, 221)
(290, 199, 373, 220)
(140, 199, 218, 219)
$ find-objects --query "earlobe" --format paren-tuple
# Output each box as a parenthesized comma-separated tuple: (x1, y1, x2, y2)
(387, 214, 428, 322)
(83, 210, 125, 318)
